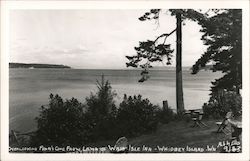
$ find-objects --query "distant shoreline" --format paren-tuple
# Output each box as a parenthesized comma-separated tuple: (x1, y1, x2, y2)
(9, 63, 213, 71)
(9, 63, 71, 69)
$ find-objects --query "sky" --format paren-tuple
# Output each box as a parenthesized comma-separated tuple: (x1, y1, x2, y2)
(10, 10, 207, 69)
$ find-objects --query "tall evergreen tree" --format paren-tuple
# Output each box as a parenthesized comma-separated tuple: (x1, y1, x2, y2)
(191, 9, 242, 94)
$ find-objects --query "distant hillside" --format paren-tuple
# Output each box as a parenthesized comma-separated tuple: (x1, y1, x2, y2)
(9, 63, 71, 69)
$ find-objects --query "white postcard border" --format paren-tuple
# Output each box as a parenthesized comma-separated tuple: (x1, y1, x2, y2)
(1, 1, 249, 161)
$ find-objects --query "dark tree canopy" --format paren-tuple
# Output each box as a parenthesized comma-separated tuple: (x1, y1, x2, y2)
(191, 9, 242, 93)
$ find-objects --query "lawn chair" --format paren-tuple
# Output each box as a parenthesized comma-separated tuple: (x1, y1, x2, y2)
(191, 112, 208, 127)
(112, 137, 128, 153)
(228, 119, 242, 141)
(10, 130, 19, 145)
(216, 111, 233, 134)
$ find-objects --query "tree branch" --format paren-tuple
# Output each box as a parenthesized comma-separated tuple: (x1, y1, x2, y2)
(154, 28, 176, 44)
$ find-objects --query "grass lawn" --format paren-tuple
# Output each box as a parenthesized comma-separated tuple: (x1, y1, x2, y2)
(129, 119, 241, 153)
(9, 118, 242, 153)
(90, 119, 242, 153)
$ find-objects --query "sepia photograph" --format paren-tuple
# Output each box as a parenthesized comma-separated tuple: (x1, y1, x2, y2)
(1, 0, 249, 161)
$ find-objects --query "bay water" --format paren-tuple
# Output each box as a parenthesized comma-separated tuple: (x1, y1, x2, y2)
(9, 68, 222, 132)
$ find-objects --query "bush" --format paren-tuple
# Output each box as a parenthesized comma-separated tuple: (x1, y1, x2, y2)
(156, 107, 175, 124)
(116, 94, 159, 137)
(86, 75, 117, 118)
(31, 94, 93, 147)
(85, 75, 118, 140)
(202, 90, 242, 119)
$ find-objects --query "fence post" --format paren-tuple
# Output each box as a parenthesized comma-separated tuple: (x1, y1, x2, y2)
(163, 100, 169, 111)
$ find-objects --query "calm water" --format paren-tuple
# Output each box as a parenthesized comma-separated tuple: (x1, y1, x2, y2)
(9, 68, 222, 132)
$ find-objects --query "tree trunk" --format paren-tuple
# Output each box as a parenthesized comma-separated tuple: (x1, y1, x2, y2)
(235, 61, 240, 94)
(176, 12, 185, 114)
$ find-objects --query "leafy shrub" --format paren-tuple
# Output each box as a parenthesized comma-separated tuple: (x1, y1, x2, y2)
(31, 94, 93, 147)
(85, 78, 117, 119)
(85, 75, 118, 140)
(156, 107, 175, 123)
(116, 94, 159, 137)
(202, 90, 242, 118)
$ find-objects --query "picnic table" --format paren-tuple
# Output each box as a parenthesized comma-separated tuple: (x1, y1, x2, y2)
(184, 109, 200, 116)
(184, 109, 208, 127)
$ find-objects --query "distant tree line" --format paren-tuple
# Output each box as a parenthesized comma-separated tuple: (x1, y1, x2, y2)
(9, 63, 71, 68)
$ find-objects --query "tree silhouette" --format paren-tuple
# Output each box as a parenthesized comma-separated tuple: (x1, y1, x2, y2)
(191, 9, 242, 94)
